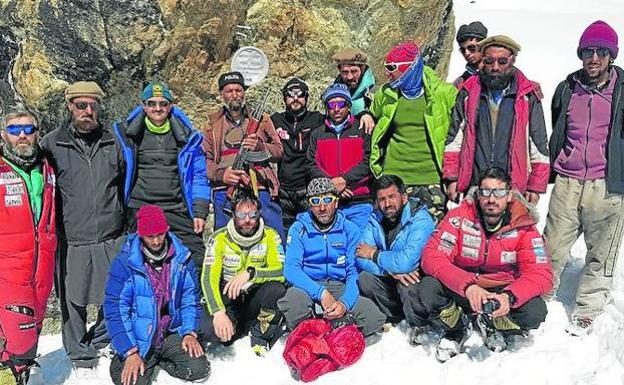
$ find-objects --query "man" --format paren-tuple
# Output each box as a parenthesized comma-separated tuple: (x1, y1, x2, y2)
(307, 83, 373, 229)
(41, 81, 126, 368)
(199, 191, 286, 355)
(332, 47, 376, 133)
(271, 78, 324, 232)
(545, 20, 624, 336)
(203, 71, 285, 240)
(444, 35, 550, 205)
(370, 41, 457, 222)
(453, 21, 488, 88)
(356, 175, 435, 344)
(0, 111, 56, 384)
(104, 205, 210, 385)
(278, 177, 385, 337)
(114, 81, 211, 271)
(420, 167, 552, 362)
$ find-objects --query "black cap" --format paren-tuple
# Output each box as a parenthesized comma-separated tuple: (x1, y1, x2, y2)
(282, 77, 309, 96)
(456, 21, 488, 43)
(218, 71, 246, 90)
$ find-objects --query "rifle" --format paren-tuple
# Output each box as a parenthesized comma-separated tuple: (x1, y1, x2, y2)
(226, 87, 273, 199)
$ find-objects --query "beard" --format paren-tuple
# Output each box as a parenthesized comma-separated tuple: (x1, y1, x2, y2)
(480, 68, 515, 91)
(1, 140, 39, 170)
(225, 98, 246, 113)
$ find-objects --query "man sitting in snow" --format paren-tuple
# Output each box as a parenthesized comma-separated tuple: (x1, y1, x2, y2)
(419, 167, 553, 362)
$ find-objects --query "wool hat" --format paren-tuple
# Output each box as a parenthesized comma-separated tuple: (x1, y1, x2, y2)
(282, 77, 309, 96)
(331, 47, 368, 65)
(578, 20, 618, 59)
(136, 205, 169, 237)
(456, 21, 488, 43)
(385, 41, 420, 64)
(141, 81, 173, 101)
(478, 35, 521, 55)
(64, 81, 105, 102)
(218, 71, 247, 90)
(322, 83, 352, 105)
(307, 177, 338, 197)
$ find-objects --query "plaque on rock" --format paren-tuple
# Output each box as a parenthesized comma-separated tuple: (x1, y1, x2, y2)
(231, 46, 269, 86)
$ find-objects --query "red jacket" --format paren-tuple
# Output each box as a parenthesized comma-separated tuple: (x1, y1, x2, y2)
(421, 194, 553, 308)
(0, 156, 56, 358)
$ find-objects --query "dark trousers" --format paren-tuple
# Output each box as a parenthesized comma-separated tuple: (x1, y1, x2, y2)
(357, 272, 426, 327)
(109, 334, 210, 385)
(199, 281, 286, 348)
(418, 276, 548, 335)
(61, 300, 109, 367)
(278, 188, 307, 234)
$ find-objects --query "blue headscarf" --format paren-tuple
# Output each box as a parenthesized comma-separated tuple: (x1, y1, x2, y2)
(389, 56, 424, 99)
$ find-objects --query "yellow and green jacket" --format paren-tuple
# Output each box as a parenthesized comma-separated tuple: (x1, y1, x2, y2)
(201, 227, 285, 315)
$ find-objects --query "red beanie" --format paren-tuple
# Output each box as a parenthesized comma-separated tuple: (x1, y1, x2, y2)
(136, 205, 169, 237)
(386, 41, 420, 64)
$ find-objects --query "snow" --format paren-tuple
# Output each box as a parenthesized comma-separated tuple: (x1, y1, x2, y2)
(29, 1, 624, 384)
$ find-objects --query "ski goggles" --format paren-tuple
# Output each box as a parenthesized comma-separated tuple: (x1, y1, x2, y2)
(308, 195, 338, 206)
(145, 100, 171, 108)
(327, 100, 348, 110)
(459, 44, 478, 54)
(483, 56, 510, 65)
(384, 61, 413, 73)
(478, 188, 510, 198)
(580, 47, 611, 60)
(234, 210, 259, 220)
(5, 124, 38, 136)
(72, 101, 100, 110)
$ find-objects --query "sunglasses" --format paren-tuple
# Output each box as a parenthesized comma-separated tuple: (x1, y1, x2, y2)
(6, 124, 38, 136)
(580, 47, 611, 60)
(286, 89, 307, 98)
(73, 101, 99, 110)
(459, 44, 478, 54)
(234, 210, 259, 220)
(478, 188, 510, 198)
(384, 61, 413, 73)
(327, 100, 347, 110)
(483, 56, 510, 65)
(145, 100, 170, 108)
(308, 195, 338, 206)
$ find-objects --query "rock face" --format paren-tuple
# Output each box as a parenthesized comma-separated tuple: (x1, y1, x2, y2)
(0, 0, 454, 132)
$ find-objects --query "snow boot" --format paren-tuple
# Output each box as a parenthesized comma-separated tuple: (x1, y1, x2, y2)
(408, 325, 431, 346)
(566, 316, 593, 336)
(476, 314, 508, 352)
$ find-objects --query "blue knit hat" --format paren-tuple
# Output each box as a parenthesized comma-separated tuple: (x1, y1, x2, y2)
(141, 81, 173, 102)
(322, 83, 352, 105)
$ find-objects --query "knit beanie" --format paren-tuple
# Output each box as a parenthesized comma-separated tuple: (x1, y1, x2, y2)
(578, 20, 618, 59)
(307, 177, 338, 197)
(386, 41, 419, 64)
(282, 77, 309, 96)
(141, 81, 173, 101)
(322, 83, 351, 105)
(456, 21, 488, 43)
(136, 205, 169, 237)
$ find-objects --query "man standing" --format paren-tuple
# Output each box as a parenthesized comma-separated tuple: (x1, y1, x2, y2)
(104, 205, 210, 385)
(114, 81, 210, 271)
(278, 177, 386, 337)
(370, 42, 457, 222)
(453, 21, 488, 88)
(41, 81, 126, 368)
(271, 78, 323, 232)
(200, 191, 286, 355)
(420, 168, 552, 362)
(545, 20, 624, 335)
(332, 48, 376, 133)
(0, 111, 56, 384)
(307, 83, 373, 229)
(356, 175, 435, 344)
(444, 35, 550, 205)
(203, 71, 285, 240)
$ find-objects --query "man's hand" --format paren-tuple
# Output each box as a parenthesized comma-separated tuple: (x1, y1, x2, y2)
(465, 285, 491, 313)
(223, 271, 251, 300)
(121, 352, 145, 385)
(356, 243, 377, 260)
(358, 114, 375, 135)
(242, 133, 261, 151)
(181, 334, 204, 358)
(340, 188, 353, 199)
(331, 177, 348, 194)
(488, 292, 511, 318)
(213, 311, 235, 342)
(524, 191, 540, 205)
(324, 300, 347, 319)
(193, 218, 205, 234)
(223, 167, 248, 186)
(391, 270, 421, 286)
(320, 290, 337, 312)
(446, 181, 459, 202)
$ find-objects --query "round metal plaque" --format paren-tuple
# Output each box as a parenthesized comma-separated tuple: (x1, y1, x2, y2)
(231, 46, 269, 86)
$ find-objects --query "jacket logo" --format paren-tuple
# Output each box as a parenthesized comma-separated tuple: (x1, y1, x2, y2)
(462, 234, 481, 248)
(440, 231, 457, 248)
(498, 230, 518, 239)
(0, 172, 19, 185)
(276, 127, 290, 140)
(461, 219, 480, 235)
(224, 255, 240, 265)
(5, 195, 22, 207)
(5, 183, 24, 195)
(531, 238, 544, 248)
(461, 247, 479, 260)
(534, 246, 547, 264)
(501, 251, 517, 264)
(331, 242, 345, 249)
(336, 255, 346, 265)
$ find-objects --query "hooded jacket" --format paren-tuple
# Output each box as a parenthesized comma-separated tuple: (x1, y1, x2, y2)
(334, 67, 375, 117)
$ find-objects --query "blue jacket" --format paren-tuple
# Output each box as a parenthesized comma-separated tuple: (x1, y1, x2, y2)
(356, 199, 435, 275)
(103, 232, 201, 359)
(113, 105, 211, 219)
(285, 211, 360, 310)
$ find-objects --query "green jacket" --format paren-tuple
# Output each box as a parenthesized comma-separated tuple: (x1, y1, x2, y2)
(370, 66, 457, 178)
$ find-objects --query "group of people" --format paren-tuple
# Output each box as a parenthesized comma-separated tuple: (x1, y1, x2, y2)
(0, 17, 622, 384)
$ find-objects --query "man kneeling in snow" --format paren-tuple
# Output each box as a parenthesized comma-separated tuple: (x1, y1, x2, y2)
(419, 167, 553, 362)
(104, 205, 209, 385)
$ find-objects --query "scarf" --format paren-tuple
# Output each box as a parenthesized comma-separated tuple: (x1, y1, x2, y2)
(145, 117, 171, 134)
(227, 217, 265, 248)
(389, 56, 425, 99)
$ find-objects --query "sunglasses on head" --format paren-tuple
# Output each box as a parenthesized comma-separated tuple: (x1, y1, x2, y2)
(459, 44, 478, 54)
(5, 124, 38, 136)
(580, 47, 611, 60)
(327, 100, 347, 110)
(478, 188, 510, 198)
(145, 100, 170, 108)
(234, 210, 259, 220)
(73, 101, 99, 110)
(286, 89, 307, 98)
(308, 195, 337, 206)
(384, 61, 413, 73)
(483, 56, 510, 65)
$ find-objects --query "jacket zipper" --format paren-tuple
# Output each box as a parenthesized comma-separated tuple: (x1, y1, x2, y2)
(584, 94, 593, 180)
(324, 233, 329, 278)
(87, 157, 101, 238)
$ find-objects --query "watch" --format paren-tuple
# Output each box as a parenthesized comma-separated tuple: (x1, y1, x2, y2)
(246, 266, 256, 280)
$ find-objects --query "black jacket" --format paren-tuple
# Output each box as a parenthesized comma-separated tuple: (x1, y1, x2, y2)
(550, 65, 624, 193)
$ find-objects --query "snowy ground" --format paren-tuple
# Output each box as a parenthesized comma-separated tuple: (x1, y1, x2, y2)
(29, 1, 624, 384)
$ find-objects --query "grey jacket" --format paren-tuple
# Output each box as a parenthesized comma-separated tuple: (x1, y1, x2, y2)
(41, 121, 126, 245)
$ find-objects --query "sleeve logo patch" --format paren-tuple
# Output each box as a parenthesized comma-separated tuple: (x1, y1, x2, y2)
(534, 247, 548, 263)
(531, 238, 545, 248)
(501, 251, 517, 264)
(204, 256, 216, 265)
(441, 231, 457, 245)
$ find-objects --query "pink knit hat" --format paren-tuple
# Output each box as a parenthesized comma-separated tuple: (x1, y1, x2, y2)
(578, 20, 618, 59)
(386, 41, 420, 64)
(136, 205, 169, 237)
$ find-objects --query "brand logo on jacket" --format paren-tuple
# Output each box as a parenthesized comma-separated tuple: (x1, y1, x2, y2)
(501, 251, 517, 263)
(5, 183, 24, 195)
(4, 194, 22, 207)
